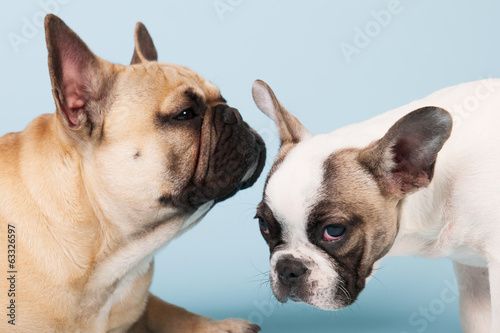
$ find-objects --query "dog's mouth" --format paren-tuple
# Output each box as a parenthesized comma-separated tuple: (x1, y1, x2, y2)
(272, 281, 351, 310)
(238, 128, 266, 190)
(269, 257, 357, 311)
(271, 277, 309, 305)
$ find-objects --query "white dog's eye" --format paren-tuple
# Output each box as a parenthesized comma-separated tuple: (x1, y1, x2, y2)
(174, 108, 195, 120)
(258, 218, 270, 235)
(323, 226, 345, 241)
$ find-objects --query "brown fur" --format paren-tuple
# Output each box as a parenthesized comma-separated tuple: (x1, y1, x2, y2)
(309, 149, 400, 300)
(0, 15, 262, 333)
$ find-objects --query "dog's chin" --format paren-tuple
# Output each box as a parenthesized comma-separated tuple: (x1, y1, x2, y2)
(272, 286, 351, 311)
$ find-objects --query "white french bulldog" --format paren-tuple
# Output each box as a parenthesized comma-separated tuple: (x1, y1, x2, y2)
(252, 79, 500, 333)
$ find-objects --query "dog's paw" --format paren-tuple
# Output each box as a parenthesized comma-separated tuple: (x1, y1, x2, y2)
(204, 318, 261, 333)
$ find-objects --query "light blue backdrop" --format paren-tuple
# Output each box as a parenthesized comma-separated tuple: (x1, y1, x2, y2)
(2, 1, 499, 332)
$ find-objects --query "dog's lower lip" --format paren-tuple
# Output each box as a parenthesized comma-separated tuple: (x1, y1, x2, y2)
(275, 291, 301, 303)
(240, 132, 266, 190)
(277, 297, 288, 304)
(274, 291, 289, 303)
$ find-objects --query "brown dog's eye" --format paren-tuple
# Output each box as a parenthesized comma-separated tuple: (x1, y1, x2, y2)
(174, 108, 195, 120)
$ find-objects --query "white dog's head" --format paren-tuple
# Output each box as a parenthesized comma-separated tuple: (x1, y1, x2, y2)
(252, 80, 452, 309)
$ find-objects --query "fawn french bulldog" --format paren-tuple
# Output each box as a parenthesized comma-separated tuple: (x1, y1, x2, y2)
(0, 14, 265, 332)
(252, 79, 500, 332)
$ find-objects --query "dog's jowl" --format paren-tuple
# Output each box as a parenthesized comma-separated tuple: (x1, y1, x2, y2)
(252, 79, 500, 333)
(0, 14, 265, 333)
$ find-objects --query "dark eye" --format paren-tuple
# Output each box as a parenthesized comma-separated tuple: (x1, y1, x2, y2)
(174, 108, 195, 120)
(258, 218, 270, 235)
(323, 225, 345, 241)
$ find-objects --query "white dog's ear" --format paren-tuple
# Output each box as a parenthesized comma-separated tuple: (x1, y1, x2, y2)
(45, 14, 113, 137)
(359, 106, 452, 198)
(252, 80, 312, 145)
(131, 22, 158, 64)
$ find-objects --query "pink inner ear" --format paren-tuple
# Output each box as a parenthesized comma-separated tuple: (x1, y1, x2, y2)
(58, 42, 89, 128)
(389, 141, 431, 195)
(60, 88, 85, 128)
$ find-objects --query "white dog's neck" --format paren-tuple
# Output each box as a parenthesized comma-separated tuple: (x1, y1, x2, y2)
(388, 164, 488, 267)
(388, 173, 451, 257)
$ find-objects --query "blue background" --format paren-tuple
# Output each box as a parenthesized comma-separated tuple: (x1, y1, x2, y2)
(2, 1, 499, 332)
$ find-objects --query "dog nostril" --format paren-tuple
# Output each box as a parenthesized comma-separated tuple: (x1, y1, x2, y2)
(276, 259, 307, 287)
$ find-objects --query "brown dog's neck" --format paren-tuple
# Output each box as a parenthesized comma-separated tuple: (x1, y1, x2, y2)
(10, 113, 108, 261)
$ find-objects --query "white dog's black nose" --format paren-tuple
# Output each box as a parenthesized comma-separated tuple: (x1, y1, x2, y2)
(276, 259, 307, 287)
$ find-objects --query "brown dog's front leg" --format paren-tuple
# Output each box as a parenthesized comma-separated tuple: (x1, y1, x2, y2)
(128, 293, 261, 333)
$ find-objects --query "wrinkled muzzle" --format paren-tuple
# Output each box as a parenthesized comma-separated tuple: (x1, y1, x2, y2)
(175, 104, 266, 208)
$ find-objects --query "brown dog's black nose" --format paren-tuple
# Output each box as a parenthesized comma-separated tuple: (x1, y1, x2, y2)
(276, 259, 308, 287)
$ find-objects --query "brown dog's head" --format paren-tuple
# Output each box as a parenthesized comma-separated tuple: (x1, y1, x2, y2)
(252, 80, 452, 309)
(44, 15, 265, 229)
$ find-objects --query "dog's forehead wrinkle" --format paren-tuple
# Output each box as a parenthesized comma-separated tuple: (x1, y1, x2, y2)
(157, 66, 220, 103)
(184, 87, 205, 103)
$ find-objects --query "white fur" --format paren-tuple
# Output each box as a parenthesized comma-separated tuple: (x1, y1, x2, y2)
(242, 157, 260, 184)
(177, 200, 215, 235)
(266, 79, 500, 332)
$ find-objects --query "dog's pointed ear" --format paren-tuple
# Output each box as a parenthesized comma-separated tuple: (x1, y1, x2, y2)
(252, 80, 312, 145)
(359, 106, 452, 198)
(130, 22, 158, 64)
(45, 14, 114, 137)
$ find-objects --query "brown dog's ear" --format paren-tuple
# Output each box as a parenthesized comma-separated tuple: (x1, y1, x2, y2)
(45, 14, 113, 137)
(130, 22, 158, 64)
(359, 106, 452, 198)
(252, 80, 312, 146)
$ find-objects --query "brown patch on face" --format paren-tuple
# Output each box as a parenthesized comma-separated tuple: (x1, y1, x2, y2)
(306, 148, 401, 305)
(256, 201, 284, 253)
